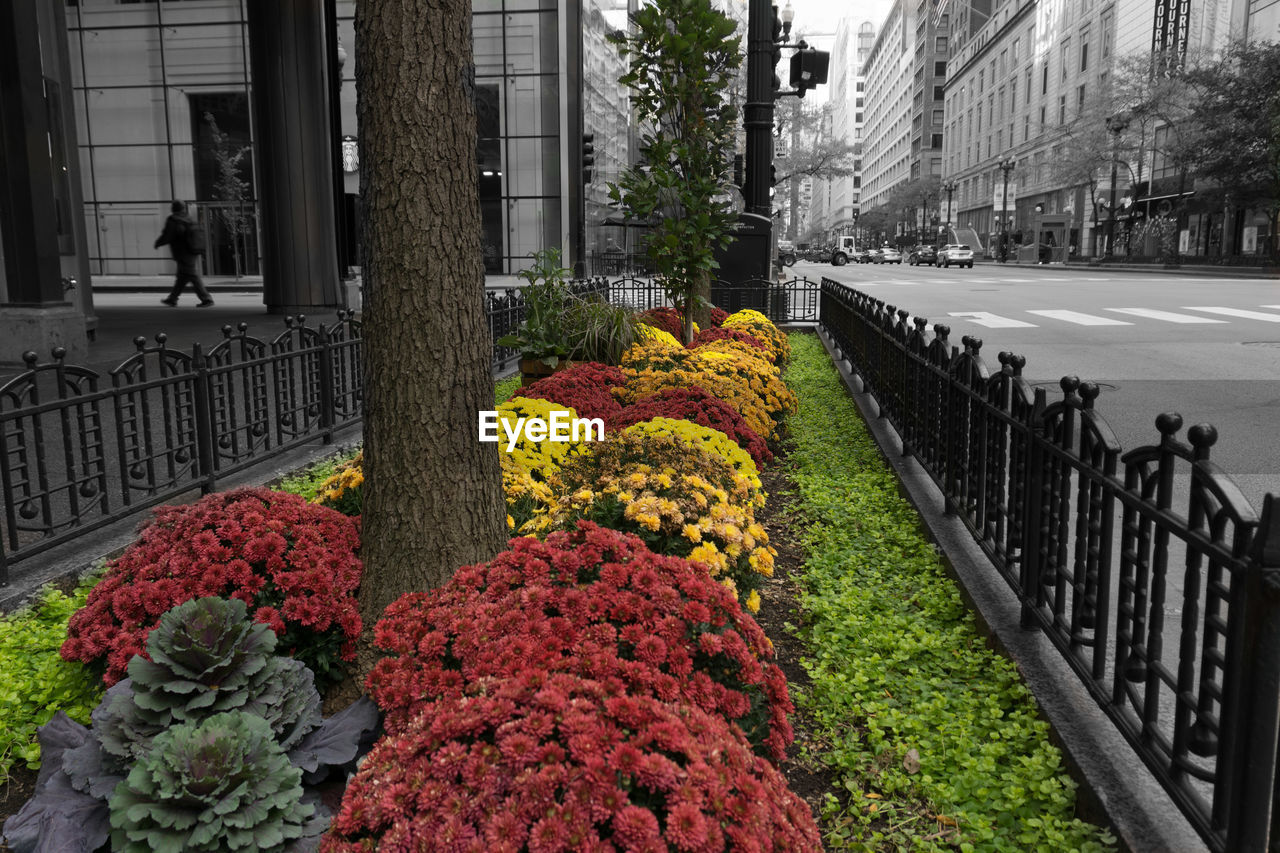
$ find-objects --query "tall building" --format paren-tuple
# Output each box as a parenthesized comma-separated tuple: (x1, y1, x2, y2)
(817, 19, 876, 241)
(941, 0, 1267, 261)
(859, 0, 916, 212)
(942, 0, 1118, 257)
(0, 0, 614, 359)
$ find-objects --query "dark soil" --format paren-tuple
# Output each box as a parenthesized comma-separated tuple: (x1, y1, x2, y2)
(754, 444, 841, 845)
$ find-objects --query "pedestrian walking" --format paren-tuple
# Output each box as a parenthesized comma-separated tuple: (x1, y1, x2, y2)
(155, 200, 214, 307)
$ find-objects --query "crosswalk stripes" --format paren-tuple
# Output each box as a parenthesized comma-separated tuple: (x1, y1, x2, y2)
(1106, 308, 1228, 324)
(947, 311, 1039, 328)
(1183, 306, 1280, 322)
(940, 304, 1280, 329)
(1026, 309, 1133, 326)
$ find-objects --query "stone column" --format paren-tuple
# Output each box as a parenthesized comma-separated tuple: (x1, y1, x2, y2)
(0, 0, 86, 362)
(246, 0, 345, 316)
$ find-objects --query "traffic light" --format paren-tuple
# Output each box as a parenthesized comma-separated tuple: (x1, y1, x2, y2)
(770, 164, 778, 187)
(733, 153, 744, 188)
(582, 133, 595, 184)
(789, 48, 830, 97)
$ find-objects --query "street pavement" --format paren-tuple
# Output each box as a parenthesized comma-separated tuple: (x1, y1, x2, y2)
(799, 259, 1280, 512)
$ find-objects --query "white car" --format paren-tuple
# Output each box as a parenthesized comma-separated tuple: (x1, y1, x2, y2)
(876, 247, 903, 264)
(936, 244, 974, 268)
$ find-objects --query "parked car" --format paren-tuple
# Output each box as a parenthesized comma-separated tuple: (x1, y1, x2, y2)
(907, 245, 937, 265)
(855, 248, 879, 263)
(936, 244, 975, 268)
(876, 247, 903, 264)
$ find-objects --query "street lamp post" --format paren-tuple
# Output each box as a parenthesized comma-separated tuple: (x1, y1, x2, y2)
(942, 179, 957, 243)
(997, 155, 1015, 263)
(1104, 112, 1130, 259)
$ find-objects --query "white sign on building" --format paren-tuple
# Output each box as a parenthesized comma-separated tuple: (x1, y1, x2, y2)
(992, 182, 1017, 215)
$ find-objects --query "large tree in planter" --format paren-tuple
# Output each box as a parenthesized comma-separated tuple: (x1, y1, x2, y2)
(608, 0, 742, 344)
(353, 0, 507, 633)
(1184, 41, 1280, 259)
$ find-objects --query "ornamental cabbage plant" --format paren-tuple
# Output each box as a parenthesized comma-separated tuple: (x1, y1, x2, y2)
(109, 711, 321, 852)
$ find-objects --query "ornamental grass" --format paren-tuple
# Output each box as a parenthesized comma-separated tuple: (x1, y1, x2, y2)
(365, 523, 791, 761)
(611, 386, 772, 467)
(327, 671, 819, 853)
(60, 488, 362, 691)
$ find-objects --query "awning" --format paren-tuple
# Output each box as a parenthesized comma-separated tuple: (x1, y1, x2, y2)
(1134, 191, 1195, 205)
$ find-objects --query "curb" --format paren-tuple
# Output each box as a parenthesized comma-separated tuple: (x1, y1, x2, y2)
(814, 327, 1207, 853)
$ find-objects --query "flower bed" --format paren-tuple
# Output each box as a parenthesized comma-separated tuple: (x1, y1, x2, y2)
(365, 523, 792, 761)
(60, 488, 363, 690)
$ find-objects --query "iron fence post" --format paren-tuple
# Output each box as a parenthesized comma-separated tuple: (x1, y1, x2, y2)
(318, 324, 335, 444)
(1020, 387, 1048, 628)
(1219, 494, 1280, 850)
(192, 342, 216, 494)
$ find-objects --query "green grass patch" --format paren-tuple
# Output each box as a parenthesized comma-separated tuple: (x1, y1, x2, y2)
(495, 374, 521, 405)
(0, 571, 105, 784)
(784, 333, 1114, 852)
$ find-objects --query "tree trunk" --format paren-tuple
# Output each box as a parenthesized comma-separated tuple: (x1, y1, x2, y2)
(689, 269, 710, 343)
(355, 0, 507, 632)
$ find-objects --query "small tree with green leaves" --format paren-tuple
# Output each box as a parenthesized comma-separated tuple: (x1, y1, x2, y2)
(607, 0, 742, 343)
(203, 112, 253, 279)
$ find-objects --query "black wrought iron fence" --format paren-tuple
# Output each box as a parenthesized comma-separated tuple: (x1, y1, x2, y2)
(0, 274, 820, 583)
(819, 277, 1280, 852)
(0, 313, 363, 584)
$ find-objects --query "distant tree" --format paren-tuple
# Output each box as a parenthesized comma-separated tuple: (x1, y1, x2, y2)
(1184, 41, 1280, 257)
(202, 113, 252, 279)
(774, 100, 858, 240)
(608, 0, 742, 343)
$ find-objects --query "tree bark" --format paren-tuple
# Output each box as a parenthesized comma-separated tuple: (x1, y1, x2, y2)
(355, 0, 507, 631)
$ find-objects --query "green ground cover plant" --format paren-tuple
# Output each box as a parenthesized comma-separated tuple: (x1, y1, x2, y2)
(0, 572, 104, 783)
(784, 333, 1115, 852)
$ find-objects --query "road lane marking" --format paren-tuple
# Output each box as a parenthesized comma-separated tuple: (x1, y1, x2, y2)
(948, 311, 1039, 328)
(1106, 308, 1228, 324)
(1184, 307, 1280, 322)
(1026, 310, 1133, 326)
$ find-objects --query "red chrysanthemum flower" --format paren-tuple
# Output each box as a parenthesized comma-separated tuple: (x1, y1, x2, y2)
(62, 487, 361, 689)
(366, 522, 792, 763)
(322, 672, 820, 853)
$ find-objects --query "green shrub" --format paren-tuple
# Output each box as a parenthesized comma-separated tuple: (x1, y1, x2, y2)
(784, 333, 1115, 852)
(277, 450, 359, 503)
(0, 574, 103, 781)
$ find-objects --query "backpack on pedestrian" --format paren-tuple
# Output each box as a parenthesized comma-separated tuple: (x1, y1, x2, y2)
(184, 220, 207, 256)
